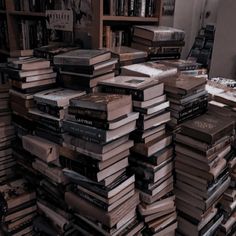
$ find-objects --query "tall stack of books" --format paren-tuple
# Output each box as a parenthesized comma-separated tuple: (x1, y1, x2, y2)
(162, 75, 208, 130)
(108, 46, 147, 75)
(132, 26, 185, 60)
(99, 76, 177, 235)
(0, 178, 37, 236)
(53, 49, 117, 92)
(0, 84, 16, 182)
(21, 134, 77, 235)
(175, 112, 235, 235)
(62, 93, 142, 235)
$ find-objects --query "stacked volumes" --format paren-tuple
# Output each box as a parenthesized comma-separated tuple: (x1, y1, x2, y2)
(132, 26, 185, 60)
(109, 46, 147, 75)
(62, 93, 142, 235)
(0, 84, 16, 183)
(175, 112, 235, 235)
(54, 49, 117, 92)
(162, 75, 208, 129)
(99, 76, 177, 235)
(0, 179, 37, 235)
(30, 88, 85, 145)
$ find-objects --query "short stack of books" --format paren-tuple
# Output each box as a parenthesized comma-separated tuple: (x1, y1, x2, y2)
(62, 93, 142, 235)
(175, 112, 235, 235)
(132, 26, 185, 60)
(54, 49, 117, 92)
(21, 134, 76, 235)
(99, 76, 177, 235)
(30, 88, 85, 145)
(108, 46, 147, 75)
(0, 178, 37, 236)
(121, 61, 178, 80)
(162, 75, 208, 130)
(0, 84, 16, 182)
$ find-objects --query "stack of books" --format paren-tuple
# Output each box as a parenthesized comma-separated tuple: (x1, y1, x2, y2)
(175, 112, 235, 235)
(108, 46, 147, 75)
(21, 134, 77, 235)
(62, 93, 142, 235)
(132, 26, 185, 60)
(0, 84, 16, 182)
(30, 88, 85, 145)
(0, 178, 37, 236)
(53, 49, 117, 92)
(121, 61, 178, 80)
(6, 57, 56, 120)
(99, 76, 177, 235)
(163, 75, 208, 129)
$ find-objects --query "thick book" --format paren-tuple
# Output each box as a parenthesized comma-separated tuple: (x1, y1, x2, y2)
(100, 76, 164, 101)
(8, 58, 50, 71)
(53, 49, 111, 66)
(10, 50, 33, 57)
(163, 75, 206, 95)
(109, 46, 147, 61)
(161, 59, 200, 71)
(67, 112, 139, 130)
(133, 25, 185, 42)
(181, 113, 235, 144)
(121, 62, 178, 80)
(70, 92, 132, 112)
(62, 120, 136, 144)
(34, 88, 86, 107)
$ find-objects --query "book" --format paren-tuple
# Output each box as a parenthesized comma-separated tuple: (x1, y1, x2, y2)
(181, 113, 235, 144)
(63, 120, 136, 144)
(8, 58, 50, 71)
(34, 88, 86, 107)
(133, 26, 185, 42)
(100, 76, 164, 101)
(161, 59, 200, 71)
(10, 49, 33, 57)
(54, 49, 111, 66)
(109, 46, 147, 61)
(121, 62, 178, 80)
(70, 92, 132, 112)
(163, 75, 207, 95)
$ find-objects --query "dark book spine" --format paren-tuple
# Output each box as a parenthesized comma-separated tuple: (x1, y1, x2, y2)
(75, 116, 109, 130)
(37, 103, 62, 118)
(62, 121, 106, 144)
(60, 65, 94, 74)
(128, 0, 135, 16)
(60, 74, 91, 88)
(101, 85, 144, 101)
(68, 107, 108, 121)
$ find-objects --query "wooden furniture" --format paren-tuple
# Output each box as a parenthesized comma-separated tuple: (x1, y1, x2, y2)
(91, 0, 162, 49)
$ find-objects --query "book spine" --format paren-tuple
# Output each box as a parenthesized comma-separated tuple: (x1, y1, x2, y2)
(75, 116, 109, 130)
(101, 86, 144, 101)
(62, 121, 106, 144)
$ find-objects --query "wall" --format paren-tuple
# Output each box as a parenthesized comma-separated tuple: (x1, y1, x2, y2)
(210, 0, 236, 79)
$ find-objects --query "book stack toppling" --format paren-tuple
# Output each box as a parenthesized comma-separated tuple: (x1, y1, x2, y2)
(62, 93, 142, 235)
(0, 84, 16, 182)
(99, 76, 177, 235)
(162, 75, 208, 130)
(21, 134, 78, 235)
(175, 112, 235, 236)
(0, 179, 36, 236)
(132, 26, 185, 60)
(54, 49, 117, 93)
(30, 88, 85, 145)
(109, 46, 147, 75)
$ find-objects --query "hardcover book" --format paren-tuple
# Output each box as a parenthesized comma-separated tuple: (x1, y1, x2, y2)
(53, 49, 111, 66)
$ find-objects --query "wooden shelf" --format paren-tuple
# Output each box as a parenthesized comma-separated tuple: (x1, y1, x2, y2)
(0, 49, 10, 55)
(8, 11, 45, 17)
(102, 15, 159, 22)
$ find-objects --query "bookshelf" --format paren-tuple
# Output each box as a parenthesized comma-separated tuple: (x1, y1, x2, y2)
(91, 0, 162, 49)
(0, 0, 55, 56)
